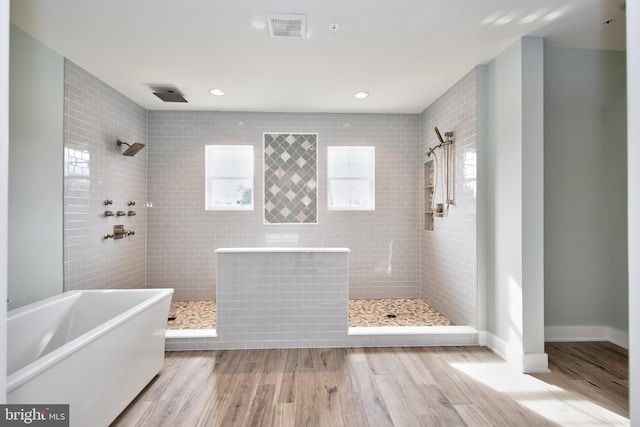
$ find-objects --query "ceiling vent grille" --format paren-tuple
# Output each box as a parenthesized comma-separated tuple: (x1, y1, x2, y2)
(266, 13, 307, 39)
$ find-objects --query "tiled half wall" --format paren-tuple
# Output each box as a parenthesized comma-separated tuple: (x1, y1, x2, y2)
(215, 249, 348, 346)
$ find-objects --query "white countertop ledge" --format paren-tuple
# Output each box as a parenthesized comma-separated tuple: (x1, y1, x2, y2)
(215, 247, 350, 253)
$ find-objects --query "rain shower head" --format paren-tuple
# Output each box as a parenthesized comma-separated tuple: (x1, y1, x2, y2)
(117, 140, 145, 156)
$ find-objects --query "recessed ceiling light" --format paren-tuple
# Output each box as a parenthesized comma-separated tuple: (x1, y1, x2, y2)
(354, 91, 369, 99)
(209, 88, 225, 96)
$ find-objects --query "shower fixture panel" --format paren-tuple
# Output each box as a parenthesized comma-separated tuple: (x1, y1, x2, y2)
(425, 127, 455, 220)
(116, 140, 145, 156)
(103, 225, 135, 240)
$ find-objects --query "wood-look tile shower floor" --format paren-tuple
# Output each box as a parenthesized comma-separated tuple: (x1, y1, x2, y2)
(166, 298, 452, 330)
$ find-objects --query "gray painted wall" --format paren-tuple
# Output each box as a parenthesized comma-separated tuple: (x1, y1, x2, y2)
(483, 37, 546, 367)
(520, 38, 545, 356)
(8, 25, 63, 309)
(544, 47, 628, 332)
(627, 0, 639, 420)
(2, 0, 10, 400)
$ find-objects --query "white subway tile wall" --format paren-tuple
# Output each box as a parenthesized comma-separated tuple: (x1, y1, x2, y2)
(420, 68, 478, 327)
(62, 59, 479, 333)
(64, 60, 148, 291)
(216, 250, 348, 347)
(147, 112, 421, 301)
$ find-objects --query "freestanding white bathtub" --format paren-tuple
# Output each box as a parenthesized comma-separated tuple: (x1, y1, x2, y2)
(7, 288, 174, 427)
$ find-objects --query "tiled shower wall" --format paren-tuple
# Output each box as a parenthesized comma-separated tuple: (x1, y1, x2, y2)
(61, 59, 477, 326)
(420, 68, 478, 327)
(63, 60, 148, 291)
(147, 112, 421, 300)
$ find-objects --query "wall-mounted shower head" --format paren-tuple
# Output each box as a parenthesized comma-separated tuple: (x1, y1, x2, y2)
(434, 127, 445, 144)
(434, 127, 454, 145)
(117, 140, 145, 156)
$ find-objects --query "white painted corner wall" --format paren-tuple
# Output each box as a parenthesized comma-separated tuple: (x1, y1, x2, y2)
(8, 25, 64, 309)
(482, 37, 547, 374)
(627, 1, 639, 424)
(1, 0, 9, 403)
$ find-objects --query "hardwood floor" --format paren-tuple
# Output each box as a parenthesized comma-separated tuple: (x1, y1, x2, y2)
(112, 343, 629, 426)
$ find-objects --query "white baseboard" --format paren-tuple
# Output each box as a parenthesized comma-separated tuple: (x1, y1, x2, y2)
(522, 353, 550, 373)
(477, 330, 488, 346)
(544, 325, 629, 349)
(484, 332, 549, 373)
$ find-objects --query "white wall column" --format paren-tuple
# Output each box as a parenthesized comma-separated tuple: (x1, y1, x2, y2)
(626, 0, 640, 423)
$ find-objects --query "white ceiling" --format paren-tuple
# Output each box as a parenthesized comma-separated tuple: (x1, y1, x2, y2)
(10, 0, 626, 114)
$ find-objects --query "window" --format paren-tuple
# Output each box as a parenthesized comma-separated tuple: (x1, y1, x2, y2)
(327, 146, 375, 210)
(205, 145, 254, 210)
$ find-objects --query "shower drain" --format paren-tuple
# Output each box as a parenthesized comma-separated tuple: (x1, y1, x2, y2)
(386, 313, 397, 318)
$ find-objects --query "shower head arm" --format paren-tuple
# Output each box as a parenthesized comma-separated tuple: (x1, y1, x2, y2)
(425, 144, 441, 157)
(116, 139, 145, 156)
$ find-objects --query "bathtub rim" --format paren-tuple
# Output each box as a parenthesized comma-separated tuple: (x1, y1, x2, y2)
(7, 288, 174, 392)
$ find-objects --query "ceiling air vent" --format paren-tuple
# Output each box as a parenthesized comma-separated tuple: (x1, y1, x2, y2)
(266, 13, 307, 39)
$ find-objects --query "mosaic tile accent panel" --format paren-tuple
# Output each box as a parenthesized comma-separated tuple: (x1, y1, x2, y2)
(264, 133, 317, 224)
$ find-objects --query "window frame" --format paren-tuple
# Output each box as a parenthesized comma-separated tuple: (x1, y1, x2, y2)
(205, 144, 254, 211)
(327, 145, 375, 211)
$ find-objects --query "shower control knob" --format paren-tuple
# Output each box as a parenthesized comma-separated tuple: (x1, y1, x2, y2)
(104, 233, 114, 239)
(116, 211, 126, 216)
(125, 230, 135, 236)
(128, 201, 136, 206)
(128, 210, 136, 216)
(104, 211, 114, 217)
(104, 199, 113, 205)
